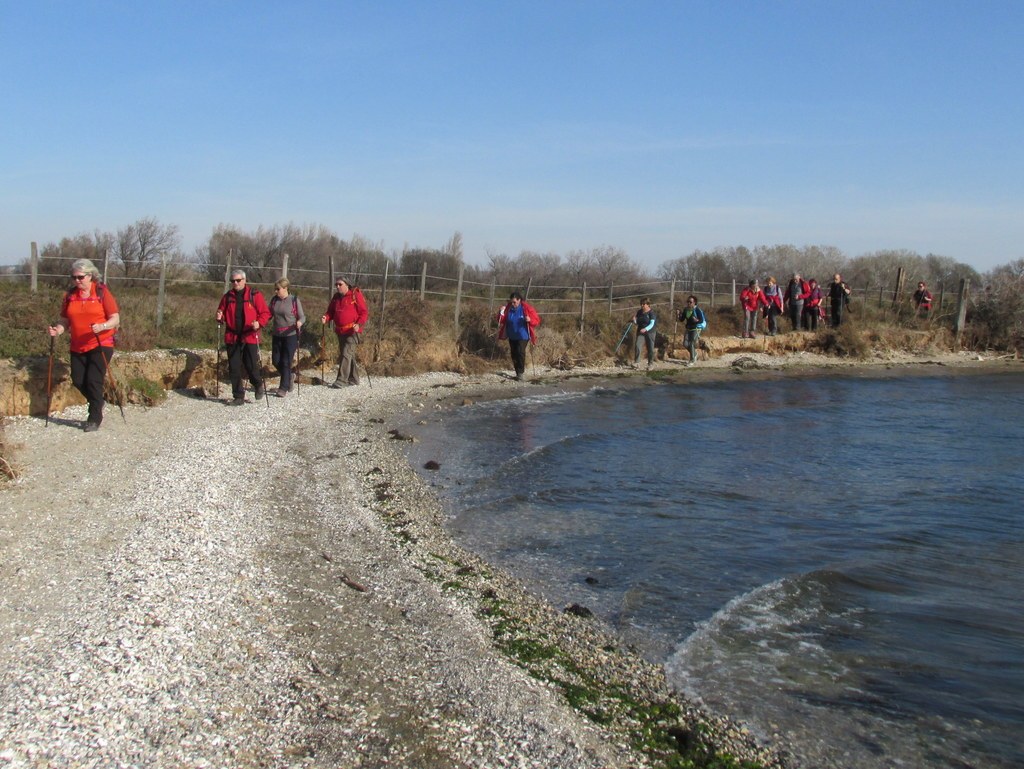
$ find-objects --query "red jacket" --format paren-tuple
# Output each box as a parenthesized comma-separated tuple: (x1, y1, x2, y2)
(785, 279, 811, 309)
(217, 287, 271, 345)
(740, 287, 767, 313)
(497, 300, 541, 344)
(324, 288, 369, 336)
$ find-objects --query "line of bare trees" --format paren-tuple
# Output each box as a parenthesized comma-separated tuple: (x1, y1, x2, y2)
(13, 217, 993, 297)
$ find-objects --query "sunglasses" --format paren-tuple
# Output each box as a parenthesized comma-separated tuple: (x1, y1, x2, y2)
(231, 278, 244, 283)
(71, 274, 87, 281)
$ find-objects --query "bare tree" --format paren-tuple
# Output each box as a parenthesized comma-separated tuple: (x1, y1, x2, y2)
(34, 231, 114, 286)
(115, 217, 181, 282)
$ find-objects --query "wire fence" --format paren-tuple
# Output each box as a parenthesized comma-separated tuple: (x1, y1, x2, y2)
(5, 251, 970, 337)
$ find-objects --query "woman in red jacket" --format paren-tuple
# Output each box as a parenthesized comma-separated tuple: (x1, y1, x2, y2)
(739, 279, 767, 339)
(47, 259, 120, 431)
(321, 277, 369, 387)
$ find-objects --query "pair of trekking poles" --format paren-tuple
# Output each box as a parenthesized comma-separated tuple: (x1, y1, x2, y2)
(215, 322, 272, 408)
(45, 331, 126, 428)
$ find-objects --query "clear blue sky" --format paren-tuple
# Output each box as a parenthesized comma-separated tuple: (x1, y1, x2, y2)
(2, 1, 1022, 273)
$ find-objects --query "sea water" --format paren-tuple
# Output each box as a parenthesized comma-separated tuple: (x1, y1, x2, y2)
(403, 371, 1024, 769)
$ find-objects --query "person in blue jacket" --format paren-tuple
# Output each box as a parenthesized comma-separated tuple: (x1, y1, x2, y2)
(677, 295, 707, 366)
(633, 299, 656, 369)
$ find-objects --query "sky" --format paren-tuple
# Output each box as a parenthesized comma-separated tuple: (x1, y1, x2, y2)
(2, 1, 1023, 273)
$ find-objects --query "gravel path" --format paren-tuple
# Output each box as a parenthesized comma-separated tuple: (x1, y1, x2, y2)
(1, 373, 641, 768)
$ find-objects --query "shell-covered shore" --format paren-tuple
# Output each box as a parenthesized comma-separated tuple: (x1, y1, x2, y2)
(0, 366, 804, 767)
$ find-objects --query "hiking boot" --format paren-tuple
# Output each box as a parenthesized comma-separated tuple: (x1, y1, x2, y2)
(228, 397, 245, 406)
(275, 387, 287, 397)
(330, 379, 346, 389)
(253, 385, 265, 400)
(82, 421, 100, 433)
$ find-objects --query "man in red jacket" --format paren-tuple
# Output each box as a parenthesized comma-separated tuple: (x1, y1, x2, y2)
(216, 270, 272, 405)
(321, 277, 369, 387)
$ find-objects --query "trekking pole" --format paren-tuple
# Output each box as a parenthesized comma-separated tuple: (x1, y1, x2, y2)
(529, 343, 536, 379)
(45, 334, 55, 427)
(320, 322, 326, 385)
(258, 330, 270, 409)
(93, 333, 126, 423)
(613, 322, 634, 356)
(216, 322, 223, 400)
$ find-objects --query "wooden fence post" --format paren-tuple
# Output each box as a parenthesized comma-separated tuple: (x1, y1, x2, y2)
(608, 283, 614, 314)
(420, 262, 427, 301)
(102, 248, 110, 284)
(731, 279, 737, 306)
(954, 278, 970, 346)
(488, 279, 496, 320)
(156, 253, 167, 329)
(579, 282, 587, 336)
(30, 242, 38, 292)
(891, 267, 905, 311)
(224, 249, 233, 293)
(281, 252, 289, 280)
(524, 277, 533, 301)
(454, 264, 465, 330)
(710, 279, 716, 307)
(377, 260, 388, 352)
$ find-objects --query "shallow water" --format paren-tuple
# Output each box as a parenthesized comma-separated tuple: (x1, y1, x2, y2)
(405, 371, 1024, 769)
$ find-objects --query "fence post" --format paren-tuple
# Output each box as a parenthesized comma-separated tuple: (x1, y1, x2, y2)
(669, 279, 676, 315)
(953, 278, 970, 346)
(608, 283, 614, 314)
(102, 248, 110, 284)
(524, 277, 533, 301)
(711, 279, 716, 307)
(488, 279, 496, 319)
(420, 262, 427, 301)
(281, 252, 289, 280)
(377, 260, 388, 352)
(30, 242, 38, 292)
(579, 282, 587, 335)
(156, 252, 167, 329)
(937, 281, 945, 315)
(454, 264, 465, 330)
(224, 249, 233, 293)
(731, 279, 737, 306)
(891, 267, 905, 312)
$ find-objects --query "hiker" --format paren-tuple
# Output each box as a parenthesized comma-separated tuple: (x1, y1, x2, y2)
(785, 274, 810, 331)
(740, 279, 767, 338)
(828, 273, 852, 327)
(46, 258, 120, 432)
(321, 277, 368, 387)
(677, 295, 707, 366)
(269, 278, 305, 396)
(497, 291, 541, 381)
(913, 281, 933, 318)
(762, 277, 783, 336)
(216, 269, 271, 405)
(803, 278, 824, 330)
(633, 299, 656, 369)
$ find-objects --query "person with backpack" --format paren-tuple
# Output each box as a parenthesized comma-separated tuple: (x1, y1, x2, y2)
(269, 278, 305, 397)
(321, 276, 368, 387)
(216, 269, 272, 405)
(633, 298, 657, 369)
(46, 258, 120, 431)
(677, 295, 707, 366)
(496, 291, 541, 381)
(828, 273, 852, 327)
(913, 281, 933, 318)
(762, 276, 784, 336)
(785, 273, 810, 332)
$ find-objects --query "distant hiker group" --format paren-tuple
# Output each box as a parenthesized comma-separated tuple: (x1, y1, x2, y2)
(740, 273, 853, 337)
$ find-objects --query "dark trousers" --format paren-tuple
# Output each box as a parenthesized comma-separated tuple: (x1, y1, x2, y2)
(228, 342, 263, 398)
(70, 346, 111, 425)
(802, 306, 819, 330)
(508, 338, 529, 376)
(831, 303, 844, 327)
(272, 334, 299, 390)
